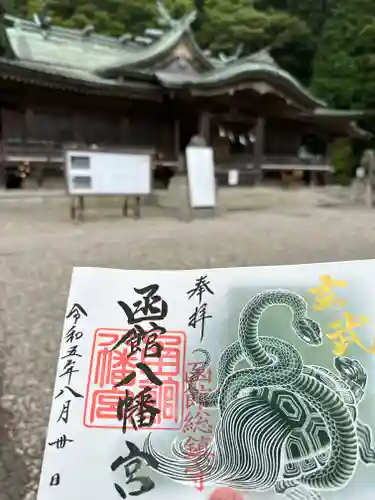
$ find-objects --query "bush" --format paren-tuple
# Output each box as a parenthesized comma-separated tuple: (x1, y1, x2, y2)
(331, 138, 355, 185)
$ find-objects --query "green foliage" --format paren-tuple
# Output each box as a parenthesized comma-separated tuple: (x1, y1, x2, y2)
(41, 0, 158, 35)
(0, 0, 18, 56)
(27, 0, 42, 16)
(312, 0, 375, 110)
(331, 138, 355, 186)
(1, 0, 13, 13)
(255, 0, 329, 37)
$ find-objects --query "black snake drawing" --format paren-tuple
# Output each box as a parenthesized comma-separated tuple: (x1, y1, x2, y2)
(144, 289, 375, 500)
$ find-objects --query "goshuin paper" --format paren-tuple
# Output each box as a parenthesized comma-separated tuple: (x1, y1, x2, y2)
(37, 262, 375, 500)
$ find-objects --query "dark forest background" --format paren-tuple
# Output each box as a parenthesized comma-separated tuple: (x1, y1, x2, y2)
(2, 0, 375, 181)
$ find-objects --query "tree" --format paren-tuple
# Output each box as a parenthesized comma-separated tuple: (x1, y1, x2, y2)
(254, 0, 330, 37)
(0, 0, 17, 56)
(252, 0, 321, 85)
(43, 0, 157, 35)
(312, 0, 375, 110)
(27, 0, 43, 16)
(311, 0, 375, 183)
(331, 137, 356, 185)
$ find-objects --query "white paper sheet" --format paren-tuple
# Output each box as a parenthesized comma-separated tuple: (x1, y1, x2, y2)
(37, 261, 375, 500)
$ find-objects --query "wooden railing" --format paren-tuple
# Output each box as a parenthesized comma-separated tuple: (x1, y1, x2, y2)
(0, 140, 333, 188)
(0, 139, 64, 187)
(216, 153, 333, 172)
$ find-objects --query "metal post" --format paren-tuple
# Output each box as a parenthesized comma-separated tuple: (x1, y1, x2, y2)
(122, 197, 128, 217)
(78, 195, 85, 221)
(70, 197, 76, 220)
(134, 196, 141, 219)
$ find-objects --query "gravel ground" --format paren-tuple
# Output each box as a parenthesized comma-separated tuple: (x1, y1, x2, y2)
(1, 187, 375, 500)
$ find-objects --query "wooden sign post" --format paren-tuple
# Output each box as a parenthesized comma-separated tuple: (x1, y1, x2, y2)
(64, 147, 153, 221)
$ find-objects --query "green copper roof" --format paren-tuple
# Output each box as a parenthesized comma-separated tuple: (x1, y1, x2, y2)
(155, 59, 326, 109)
(299, 110, 372, 139)
(4, 14, 142, 71)
(0, 57, 161, 98)
(96, 13, 217, 75)
(310, 108, 367, 118)
(5, 10, 217, 76)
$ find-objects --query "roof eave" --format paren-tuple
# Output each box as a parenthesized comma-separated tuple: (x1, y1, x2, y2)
(0, 59, 163, 100)
(157, 69, 325, 110)
(347, 121, 373, 140)
(304, 108, 369, 119)
(299, 111, 372, 139)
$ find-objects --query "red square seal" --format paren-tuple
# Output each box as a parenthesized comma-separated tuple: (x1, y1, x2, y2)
(84, 328, 187, 430)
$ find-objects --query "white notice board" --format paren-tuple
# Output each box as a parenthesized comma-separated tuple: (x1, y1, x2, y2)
(186, 145, 216, 208)
(228, 169, 239, 186)
(65, 150, 152, 196)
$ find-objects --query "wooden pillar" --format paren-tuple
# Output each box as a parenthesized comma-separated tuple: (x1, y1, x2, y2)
(73, 113, 83, 144)
(253, 117, 265, 183)
(70, 196, 85, 221)
(324, 140, 333, 186)
(120, 117, 129, 145)
(174, 119, 180, 158)
(325, 140, 332, 165)
(25, 108, 34, 140)
(309, 170, 317, 187)
(198, 112, 211, 145)
(25, 107, 44, 186)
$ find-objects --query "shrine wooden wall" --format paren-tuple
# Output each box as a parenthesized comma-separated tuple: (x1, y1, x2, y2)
(1, 106, 175, 151)
(0, 81, 176, 158)
(0, 80, 329, 165)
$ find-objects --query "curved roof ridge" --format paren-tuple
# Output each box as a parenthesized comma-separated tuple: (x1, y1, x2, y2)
(96, 23, 188, 75)
(96, 13, 215, 76)
(245, 47, 278, 66)
(155, 60, 327, 108)
(155, 0, 197, 29)
(223, 47, 279, 69)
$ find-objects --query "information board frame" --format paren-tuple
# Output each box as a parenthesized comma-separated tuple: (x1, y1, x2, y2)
(63, 146, 155, 220)
(64, 147, 154, 197)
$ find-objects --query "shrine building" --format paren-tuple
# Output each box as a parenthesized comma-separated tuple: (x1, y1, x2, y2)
(0, 4, 370, 188)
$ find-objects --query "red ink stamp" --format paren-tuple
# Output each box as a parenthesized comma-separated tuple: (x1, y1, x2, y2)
(84, 328, 187, 430)
(185, 361, 212, 410)
(183, 362, 214, 492)
(184, 434, 214, 492)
